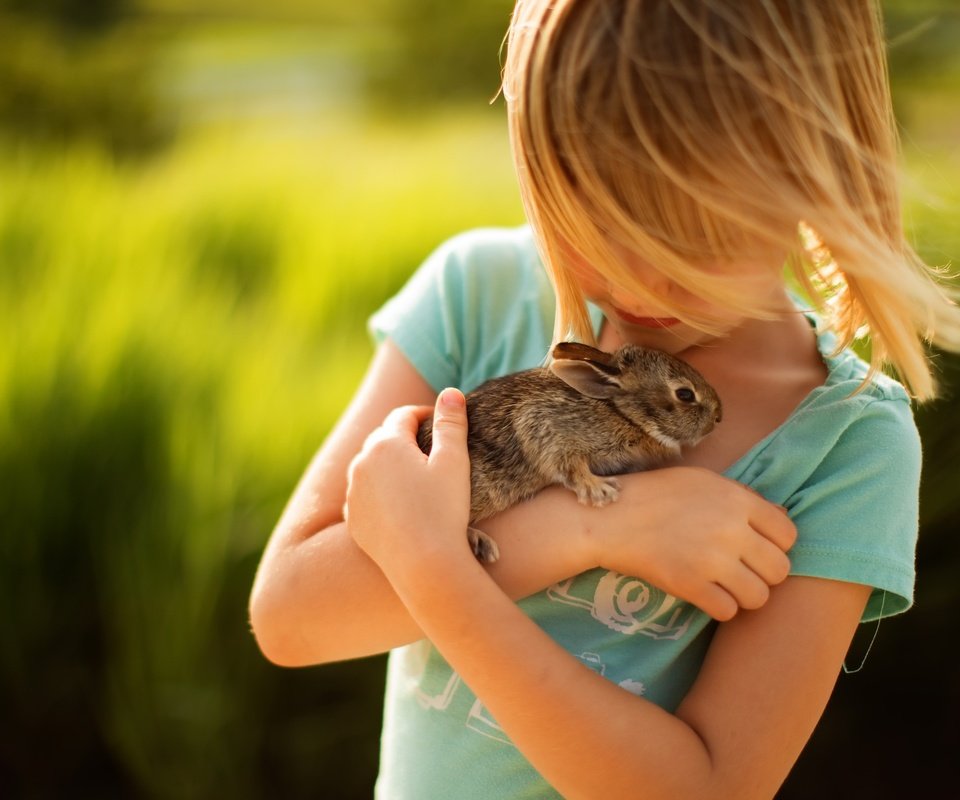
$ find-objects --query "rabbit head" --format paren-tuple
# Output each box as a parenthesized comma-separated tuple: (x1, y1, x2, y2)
(549, 342, 722, 447)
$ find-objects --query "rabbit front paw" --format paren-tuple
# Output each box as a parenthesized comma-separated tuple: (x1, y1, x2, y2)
(468, 526, 500, 564)
(570, 475, 621, 507)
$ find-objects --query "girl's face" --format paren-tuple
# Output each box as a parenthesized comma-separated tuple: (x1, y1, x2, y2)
(563, 241, 789, 353)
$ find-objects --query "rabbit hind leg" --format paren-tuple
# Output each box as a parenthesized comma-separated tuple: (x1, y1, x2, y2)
(468, 526, 501, 564)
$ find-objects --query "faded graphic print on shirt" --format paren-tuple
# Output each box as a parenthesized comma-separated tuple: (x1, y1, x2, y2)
(398, 569, 708, 745)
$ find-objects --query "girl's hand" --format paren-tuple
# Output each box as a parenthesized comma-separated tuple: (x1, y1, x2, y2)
(344, 388, 474, 583)
(580, 467, 797, 621)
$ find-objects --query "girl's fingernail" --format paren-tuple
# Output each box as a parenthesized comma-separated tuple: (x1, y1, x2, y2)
(440, 388, 465, 408)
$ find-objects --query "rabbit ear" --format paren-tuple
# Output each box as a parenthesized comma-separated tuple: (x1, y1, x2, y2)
(551, 342, 615, 367)
(550, 344, 622, 399)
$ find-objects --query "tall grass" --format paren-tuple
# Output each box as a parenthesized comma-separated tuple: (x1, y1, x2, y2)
(0, 111, 522, 798)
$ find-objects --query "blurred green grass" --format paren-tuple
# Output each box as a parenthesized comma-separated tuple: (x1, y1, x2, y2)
(0, 111, 522, 798)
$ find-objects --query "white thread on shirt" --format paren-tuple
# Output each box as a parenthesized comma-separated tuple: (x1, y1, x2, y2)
(842, 590, 886, 674)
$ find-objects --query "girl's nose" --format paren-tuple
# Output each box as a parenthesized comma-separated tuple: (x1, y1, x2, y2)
(608, 274, 673, 312)
(634, 262, 675, 298)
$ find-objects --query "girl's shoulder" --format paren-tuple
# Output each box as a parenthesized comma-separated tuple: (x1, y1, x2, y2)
(435, 224, 539, 260)
(731, 316, 921, 621)
(405, 225, 551, 329)
(425, 224, 544, 290)
(742, 308, 919, 484)
(796, 300, 909, 404)
(370, 225, 556, 392)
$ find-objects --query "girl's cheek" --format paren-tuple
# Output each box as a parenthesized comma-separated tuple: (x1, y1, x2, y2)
(579, 278, 608, 302)
(569, 262, 612, 303)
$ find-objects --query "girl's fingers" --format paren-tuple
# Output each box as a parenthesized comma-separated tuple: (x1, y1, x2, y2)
(746, 494, 797, 552)
(741, 534, 792, 587)
(427, 389, 469, 467)
(381, 403, 433, 434)
(718, 562, 772, 611)
(690, 583, 740, 622)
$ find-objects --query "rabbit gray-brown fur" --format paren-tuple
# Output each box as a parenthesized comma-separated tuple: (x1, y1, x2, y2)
(417, 342, 722, 563)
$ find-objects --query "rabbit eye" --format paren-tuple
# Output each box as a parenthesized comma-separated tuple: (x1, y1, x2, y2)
(675, 387, 696, 403)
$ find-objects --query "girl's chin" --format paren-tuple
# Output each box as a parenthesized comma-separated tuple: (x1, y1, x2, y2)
(614, 310, 682, 328)
(603, 315, 719, 355)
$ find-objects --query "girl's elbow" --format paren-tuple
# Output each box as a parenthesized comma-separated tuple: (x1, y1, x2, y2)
(249, 620, 299, 668)
(248, 589, 317, 668)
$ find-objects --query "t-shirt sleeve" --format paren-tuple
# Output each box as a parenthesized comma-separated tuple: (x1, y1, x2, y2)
(785, 396, 921, 621)
(367, 226, 553, 393)
(367, 235, 468, 392)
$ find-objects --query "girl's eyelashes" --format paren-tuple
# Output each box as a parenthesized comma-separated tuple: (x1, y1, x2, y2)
(675, 387, 696, 403)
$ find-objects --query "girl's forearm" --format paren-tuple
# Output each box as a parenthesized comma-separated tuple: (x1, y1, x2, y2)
(250, 488, 594, 667)
(388, 552, 719, 800)
(252, 468, 791, 669)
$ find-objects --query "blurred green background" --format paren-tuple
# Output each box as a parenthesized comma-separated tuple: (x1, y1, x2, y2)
(1, 1, 957, 797)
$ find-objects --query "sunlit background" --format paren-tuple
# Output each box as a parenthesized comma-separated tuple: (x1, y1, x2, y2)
(1, 1, 958, 797)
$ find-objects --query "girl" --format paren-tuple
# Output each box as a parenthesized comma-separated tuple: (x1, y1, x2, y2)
(250, 1, 960, 797)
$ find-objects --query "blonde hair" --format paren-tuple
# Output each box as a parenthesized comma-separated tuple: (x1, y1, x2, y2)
(502, 0, 960, 400)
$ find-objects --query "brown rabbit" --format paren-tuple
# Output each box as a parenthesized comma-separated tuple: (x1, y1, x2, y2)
(417, 342, 722, 563)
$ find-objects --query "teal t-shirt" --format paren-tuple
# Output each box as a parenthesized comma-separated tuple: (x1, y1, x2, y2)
(368, 225, 921, 800)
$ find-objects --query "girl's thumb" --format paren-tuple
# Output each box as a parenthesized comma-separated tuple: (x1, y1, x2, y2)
(429, 388, 469, 463)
